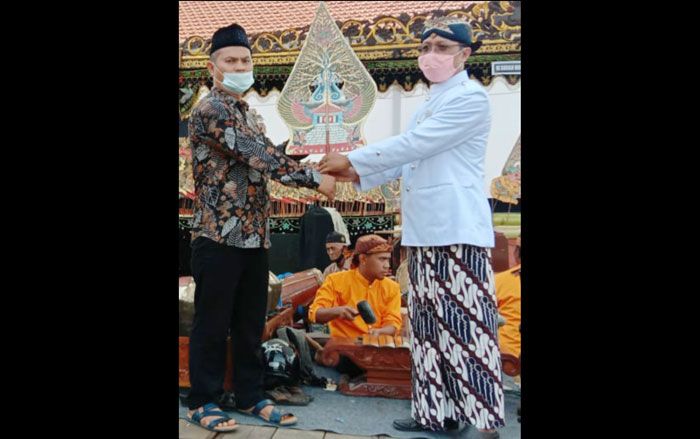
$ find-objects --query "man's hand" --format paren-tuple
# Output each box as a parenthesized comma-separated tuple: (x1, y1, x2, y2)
(319, 152, 352, 174)
(317, 174, 336, 201)
(330, 167, 360, 183)
(335, 306, 359, 320)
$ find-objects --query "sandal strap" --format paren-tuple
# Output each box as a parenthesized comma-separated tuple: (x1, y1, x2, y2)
(269, 406, 282, 424)
(202, 402, 222, 412)
(252, 399, 275, 415)
(269, 406, 294, 424)
(201, 409, 227, 418)
(191, 403, 230, 424)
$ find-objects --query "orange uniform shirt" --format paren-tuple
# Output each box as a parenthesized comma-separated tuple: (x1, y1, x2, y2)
(309, 269, 402, 338)
(495, 264, 521, 357)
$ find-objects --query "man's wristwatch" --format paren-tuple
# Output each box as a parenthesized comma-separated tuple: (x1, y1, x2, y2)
(310, 168, 322, 185)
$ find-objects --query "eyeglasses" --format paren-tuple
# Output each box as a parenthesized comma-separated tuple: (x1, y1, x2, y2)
(419, 43, 466, 55)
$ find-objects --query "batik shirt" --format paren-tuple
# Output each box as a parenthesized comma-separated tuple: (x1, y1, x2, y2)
(189, 87, 321, 249)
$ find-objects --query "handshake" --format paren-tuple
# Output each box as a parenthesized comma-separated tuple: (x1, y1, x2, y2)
(313, 152, 359, 201)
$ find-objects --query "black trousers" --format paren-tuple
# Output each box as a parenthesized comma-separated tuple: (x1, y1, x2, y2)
(187, 237, 269, 409)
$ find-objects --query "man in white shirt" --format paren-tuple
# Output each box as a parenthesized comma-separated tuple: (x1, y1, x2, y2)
(319, 17, 503, 438)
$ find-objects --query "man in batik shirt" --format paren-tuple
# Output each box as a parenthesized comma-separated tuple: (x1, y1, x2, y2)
(186, 23, 335, 432)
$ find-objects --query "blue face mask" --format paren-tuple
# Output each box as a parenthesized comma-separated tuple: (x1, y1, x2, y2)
(212, 64, 254, 94)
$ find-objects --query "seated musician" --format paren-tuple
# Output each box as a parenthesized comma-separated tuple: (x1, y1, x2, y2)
(495, 235, 521, 359)
(309, 235, 401, 330)
(309, 234, 402, 338)
(309, 234, 402, 376)
(322, 231, 352, 280)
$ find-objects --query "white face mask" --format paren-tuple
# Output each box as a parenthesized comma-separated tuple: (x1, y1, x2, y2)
(212, 64, 254, 94)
